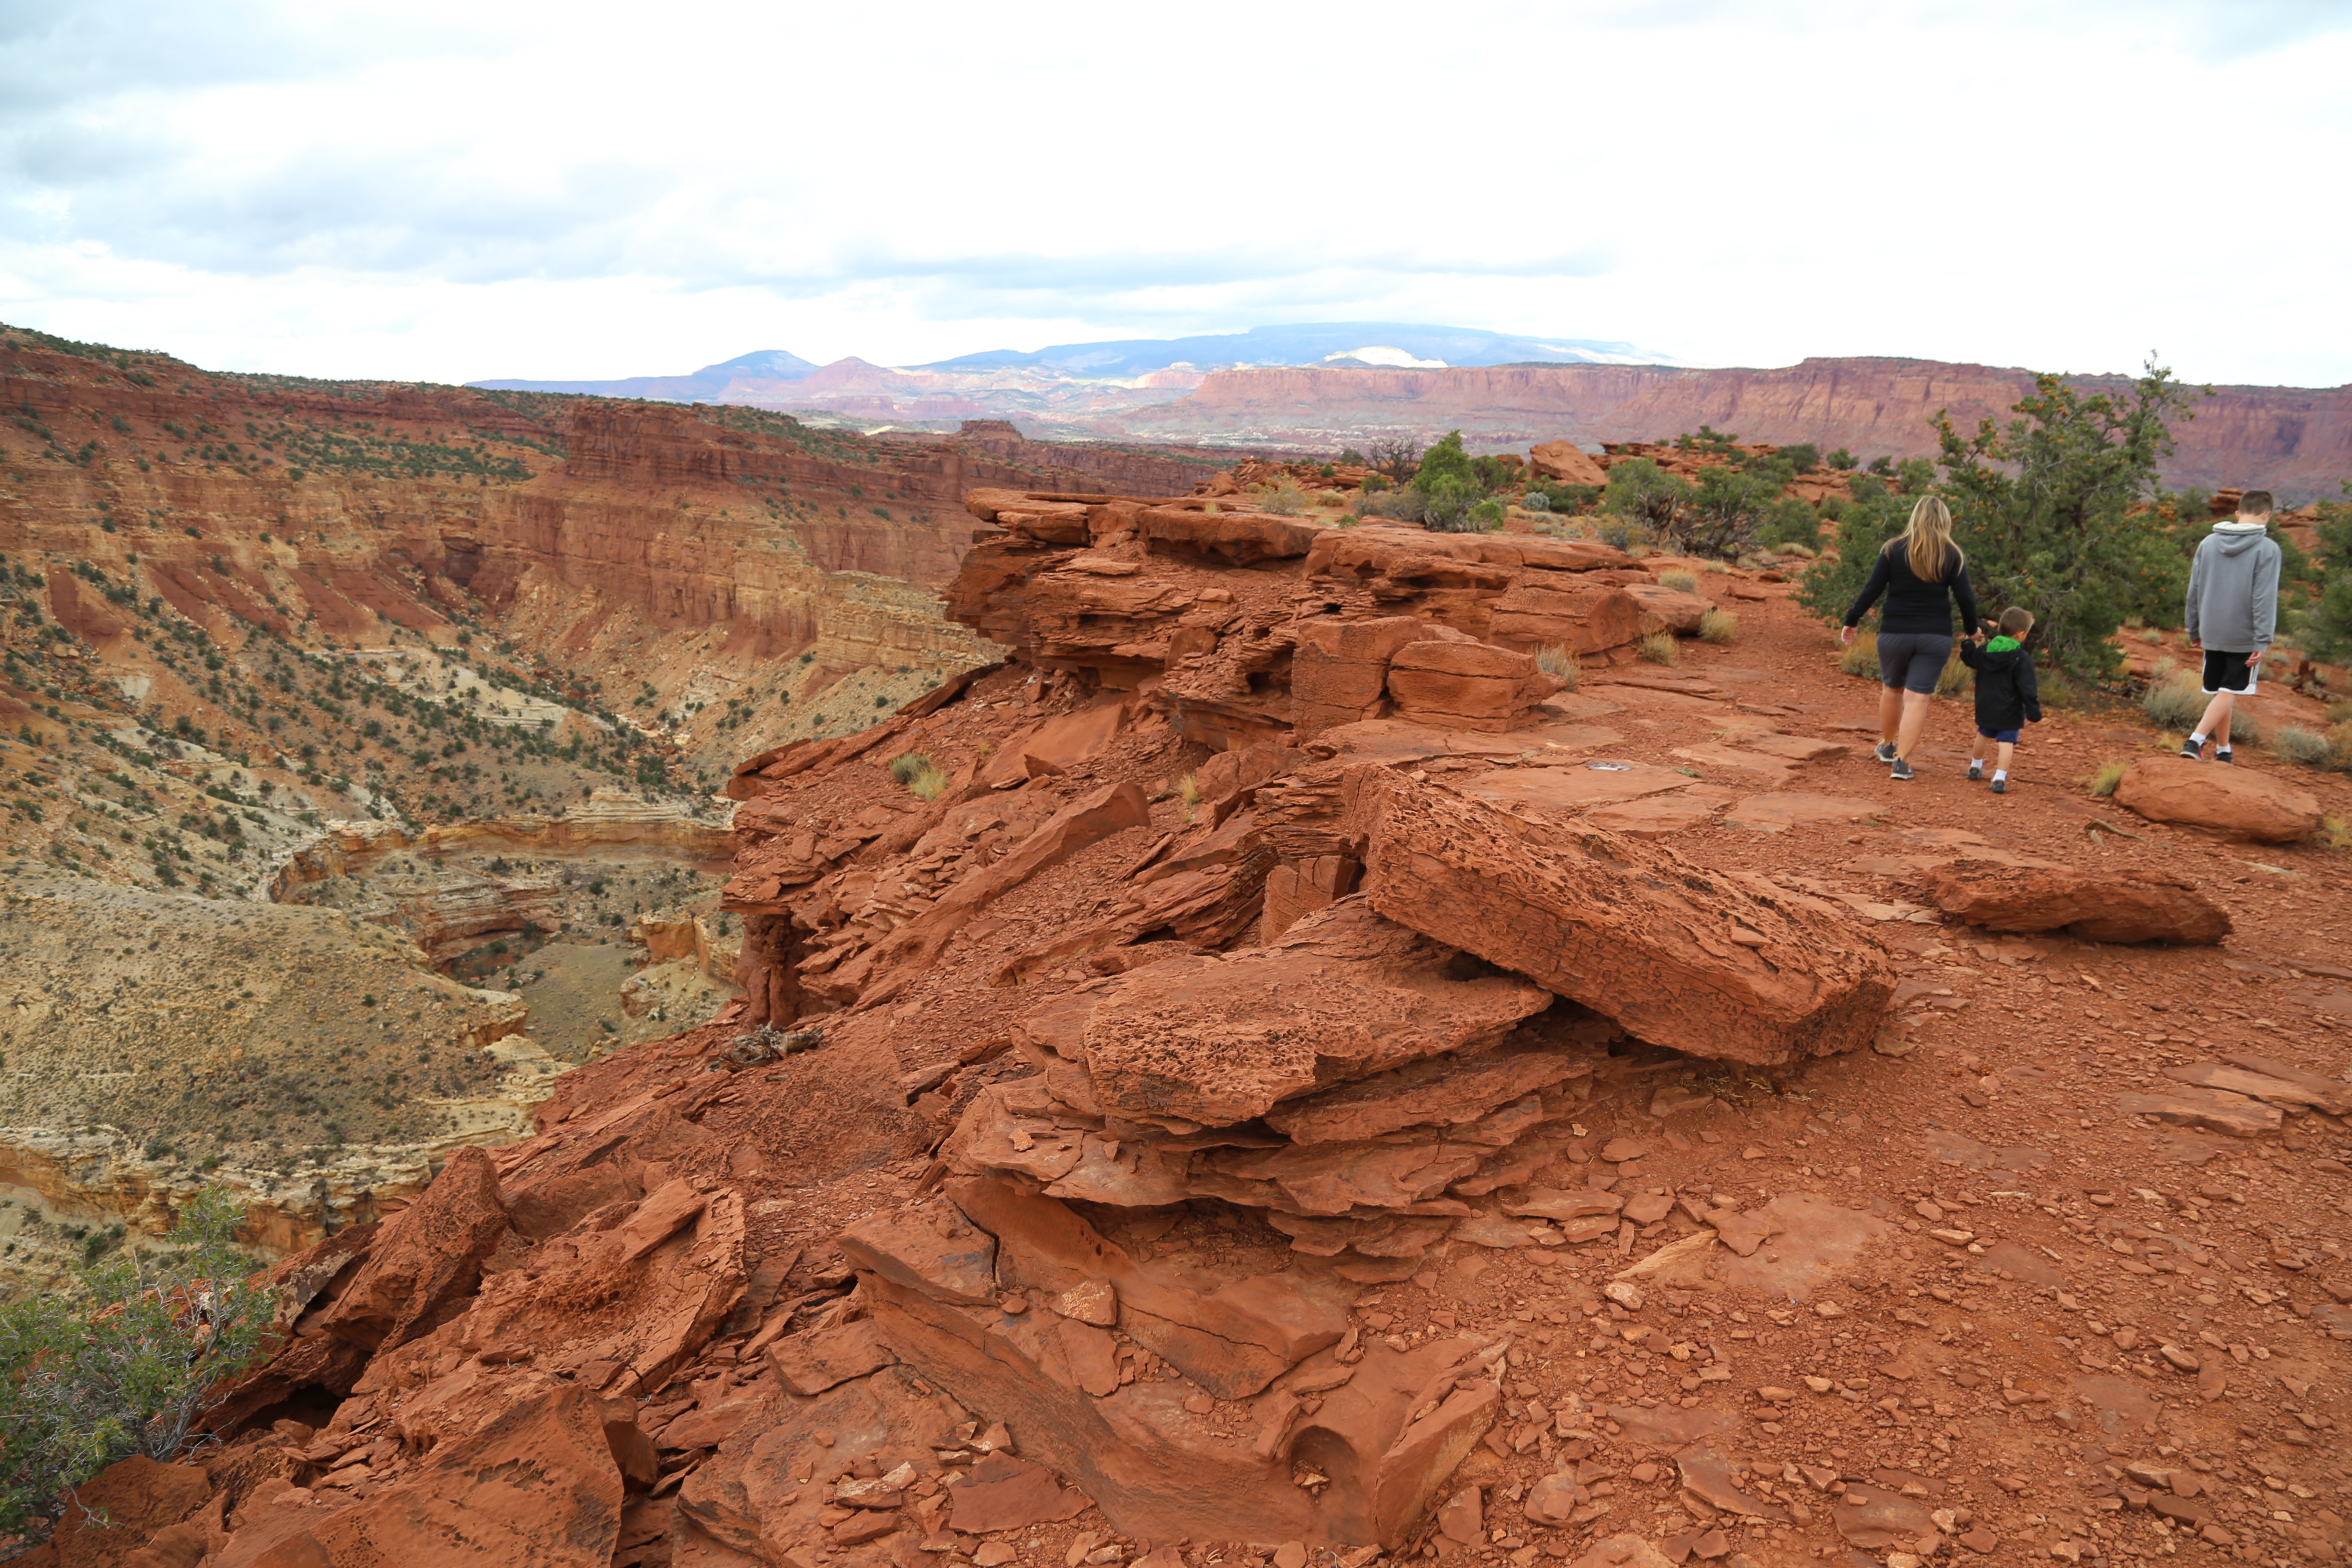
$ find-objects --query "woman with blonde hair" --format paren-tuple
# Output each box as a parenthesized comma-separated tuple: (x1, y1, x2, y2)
(1841, 494, 1982, 781)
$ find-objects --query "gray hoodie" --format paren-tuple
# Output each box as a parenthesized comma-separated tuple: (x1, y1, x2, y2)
(2185, 521, 2282, 652)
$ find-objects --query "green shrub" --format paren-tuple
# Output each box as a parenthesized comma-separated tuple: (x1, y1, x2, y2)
(1699, 608, 1739, 644)
(1826, 447, 1858, 471)
(1535, 646, 1581, 689)
(2275, 726, 2333, 767)
(2227, 707, 2264, 748)
(1597, 517, 1649, 552)
(1757, 497, 1823, 550)
(2142, 674, 2204, 730)
(0, 1190, 270, 1544)
(1657, 569, 1700, 594)
(1638, 631, 1679, 666)
(1774, 442, 1822, 472)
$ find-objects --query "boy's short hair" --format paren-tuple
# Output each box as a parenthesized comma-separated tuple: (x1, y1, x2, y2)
(1998, 606, 2034, 636)
(2238, 489, 2274, 517)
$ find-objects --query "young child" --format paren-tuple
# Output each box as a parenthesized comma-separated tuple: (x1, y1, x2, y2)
(1960, 606, 2043, 793)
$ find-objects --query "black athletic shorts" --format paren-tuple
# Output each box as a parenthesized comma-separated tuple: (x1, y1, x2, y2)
(2202, 649, 2258, 696)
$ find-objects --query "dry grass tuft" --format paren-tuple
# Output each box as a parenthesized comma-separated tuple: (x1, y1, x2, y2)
(1536, 645, 1582, 689)
(1838, 633, 1880, 681)
(1698, 608, 1739, 645)
(2086, 761, 2125, 797)
(1638, 631, 1680, 666)
(1657, 569, 1700, 594)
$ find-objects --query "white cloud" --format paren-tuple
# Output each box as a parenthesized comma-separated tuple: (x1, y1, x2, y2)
(1, 0, 2346, 385)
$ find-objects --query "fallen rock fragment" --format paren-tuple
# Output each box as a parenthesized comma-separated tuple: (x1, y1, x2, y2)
(2112, 757, 2323, 842)
(1920, 860, 2233, 945)
(2117, 1087, 2283, 1137)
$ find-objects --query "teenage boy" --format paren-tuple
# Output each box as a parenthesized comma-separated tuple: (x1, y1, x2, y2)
(2183, 490, 2283, 763)
(1961, 606, 2042, 793)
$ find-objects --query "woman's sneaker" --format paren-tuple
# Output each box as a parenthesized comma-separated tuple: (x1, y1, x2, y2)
(1967, 762, 1983, 781)
(2179, 738, 2203, 759)
(2216, 748, 2234, 764)
(1890, 758, 1916, 781)
(1990, 778, 2008, 793)
(1873, 741, 1898, 763)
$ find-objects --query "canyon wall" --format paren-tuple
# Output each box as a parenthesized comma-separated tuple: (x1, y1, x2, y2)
(0, 337, 1149, 705)
(1124, 357, 2352, 500)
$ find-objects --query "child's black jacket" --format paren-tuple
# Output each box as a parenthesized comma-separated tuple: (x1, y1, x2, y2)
(1961, 639, 2043, 731)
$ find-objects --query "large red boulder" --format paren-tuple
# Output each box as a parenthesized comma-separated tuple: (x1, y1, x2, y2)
(2113, 757, 2322, 842)
(1340, 767, 1895, 1064)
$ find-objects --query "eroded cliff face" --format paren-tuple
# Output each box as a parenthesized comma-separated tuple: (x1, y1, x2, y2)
(1129, 358, 2352, 499)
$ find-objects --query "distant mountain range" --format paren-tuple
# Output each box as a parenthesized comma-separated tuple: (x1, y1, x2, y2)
(467, 322, 1677, 418)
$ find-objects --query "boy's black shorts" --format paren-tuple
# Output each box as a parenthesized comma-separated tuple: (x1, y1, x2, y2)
(2202, 649, 2258, 696)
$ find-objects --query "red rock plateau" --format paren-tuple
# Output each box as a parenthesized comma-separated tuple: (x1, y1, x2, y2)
(1121, 360, 2352, 501)
(70, 476, 2352, 1568)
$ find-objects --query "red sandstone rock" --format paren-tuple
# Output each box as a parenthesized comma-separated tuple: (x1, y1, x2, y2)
(226, 1387, 628, 1567)
(1137, 506, 1325, 564)
(1920, 860, 2232, 945)
(1338, 768, 1895, 1063)
(2112, 757, 2323, 842)
(36, 1455, 213, 1566)
(1074, 901, 1554, 1127)
(1528, 440, 1608, 486)
(766, 1318, 897, 1395)
(1384, 641, 1560, 732)
(317, 1145, 510, 1351)
(1486, 582, 1644, 654)
(1621, 582, 1712, 635)
(1291, 616, 1442, 738)
(858, 779, 1151, 983)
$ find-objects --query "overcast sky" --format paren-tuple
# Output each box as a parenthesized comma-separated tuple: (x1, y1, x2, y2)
(3, 0, 2347, 386)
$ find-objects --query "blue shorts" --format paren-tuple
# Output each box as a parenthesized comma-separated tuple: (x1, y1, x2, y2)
(1877, 632, 1954, 694)
(1976, 727, 2021, 744)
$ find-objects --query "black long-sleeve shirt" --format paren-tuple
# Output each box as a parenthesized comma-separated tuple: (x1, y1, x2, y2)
(1844, 542, 1980, 636)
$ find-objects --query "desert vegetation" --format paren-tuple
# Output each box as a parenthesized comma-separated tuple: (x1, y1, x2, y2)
(0, 1189, 269, 1546)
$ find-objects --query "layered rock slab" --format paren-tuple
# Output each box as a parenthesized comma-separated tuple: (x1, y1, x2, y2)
(1920, 859, 2233, 945)
(1332, 767, 1895, 1064)
(1077, 901, 1555, 1128)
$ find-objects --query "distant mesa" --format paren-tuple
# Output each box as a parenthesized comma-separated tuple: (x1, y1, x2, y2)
(467, 322, 1672, 404)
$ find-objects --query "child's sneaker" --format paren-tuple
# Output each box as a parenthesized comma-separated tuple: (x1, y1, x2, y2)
(1873, 741, 1898, 763)
(2216, 748, 2234, 764)
(1990, 778, 2007, 794)
(1967, 762, 1983, 781)
(2179, 738, 2203, 759)
(1890, 758, 1916, 781)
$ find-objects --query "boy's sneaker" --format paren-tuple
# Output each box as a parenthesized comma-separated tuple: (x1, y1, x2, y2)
(2179, 739, 2203, 759)
(1990, 778, 2007, 794)
(2216, 748, 2234, 764)
(1890, 758, 1916, 782)
(1967, 762, 1983, 781)
(1873, 741, 1898, 763)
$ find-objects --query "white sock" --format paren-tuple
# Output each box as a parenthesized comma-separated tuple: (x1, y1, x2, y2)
(1994, 769, 2008, 782)
(1972, 757, 1984, 769)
